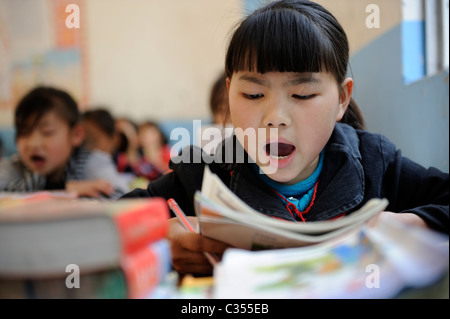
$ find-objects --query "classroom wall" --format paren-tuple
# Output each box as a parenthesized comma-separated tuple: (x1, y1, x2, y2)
(324, 0, 449, 172)
(0, 0, 243, 126)
(84, 0, 242, 122)
(351, 24, 449, 173)
(1, 0, 449, 173)
(314, 0, 402, 55)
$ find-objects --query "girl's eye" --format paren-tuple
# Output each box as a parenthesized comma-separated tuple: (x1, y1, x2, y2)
(292, 94, 316, 100)
(243, 93, 264, 100)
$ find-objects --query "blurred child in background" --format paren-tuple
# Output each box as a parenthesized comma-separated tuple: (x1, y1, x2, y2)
(114, 117, 170, 188)
(0, 86, 129, 199)
(82, 108, 117, 155)
(137, 120, 171, 177)
(199, 72, 234, 154)
(81, 108, 130, 193)
(209, 71, 231, 125)
(114, 117, 141, 175)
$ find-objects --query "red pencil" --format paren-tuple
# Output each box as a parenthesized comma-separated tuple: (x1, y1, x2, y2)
(167, 198, 218, 266)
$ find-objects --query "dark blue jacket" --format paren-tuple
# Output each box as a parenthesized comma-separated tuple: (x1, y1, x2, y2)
(121, 123, 449, 233)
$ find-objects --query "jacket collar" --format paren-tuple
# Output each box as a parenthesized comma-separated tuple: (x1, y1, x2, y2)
(310, 123, 365, 220)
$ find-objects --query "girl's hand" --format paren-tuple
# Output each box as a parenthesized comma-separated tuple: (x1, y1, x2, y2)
(167, 216, 229, 275)
(367, 211, 428, 229)
(66, 179, 114, 198)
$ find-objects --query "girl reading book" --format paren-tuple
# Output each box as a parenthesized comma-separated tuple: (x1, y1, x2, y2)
(121, 0, 449, 275)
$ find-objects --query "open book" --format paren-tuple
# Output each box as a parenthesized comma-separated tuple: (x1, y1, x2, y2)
(194, 166, 389, 250)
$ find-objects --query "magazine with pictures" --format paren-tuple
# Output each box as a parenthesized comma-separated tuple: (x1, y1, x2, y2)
(213, 215, 449, 299)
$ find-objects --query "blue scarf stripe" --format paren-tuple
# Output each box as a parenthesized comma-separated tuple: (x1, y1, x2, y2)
(255, 150, 324, 212)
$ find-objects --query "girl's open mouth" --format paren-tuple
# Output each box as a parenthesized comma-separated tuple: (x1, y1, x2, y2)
(264, 143, 296, 159)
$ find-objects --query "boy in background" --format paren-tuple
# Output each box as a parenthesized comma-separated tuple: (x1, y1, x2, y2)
(82, 108, 117, 155)
(209, 72, 231, 125)
(0, 86, 129, 199)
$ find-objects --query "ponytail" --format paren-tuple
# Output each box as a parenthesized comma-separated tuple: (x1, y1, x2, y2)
(340, 98, 366, 130)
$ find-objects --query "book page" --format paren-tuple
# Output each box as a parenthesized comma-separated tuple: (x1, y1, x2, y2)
(195, 191, 386, 249)
(201, 165, 258, 215)
(200, 166, 388, 234)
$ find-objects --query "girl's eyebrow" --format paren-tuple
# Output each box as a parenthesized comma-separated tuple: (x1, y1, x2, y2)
(237, 73, 321, 87)
(287, 74, 321, 86)
(238, 74, 268, 86)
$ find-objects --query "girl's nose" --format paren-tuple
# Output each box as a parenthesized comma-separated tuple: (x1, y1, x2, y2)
(262, 98, 291, 128)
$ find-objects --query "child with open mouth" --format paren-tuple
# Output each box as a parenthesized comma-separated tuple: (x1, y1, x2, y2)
(0, 86, 130, 199)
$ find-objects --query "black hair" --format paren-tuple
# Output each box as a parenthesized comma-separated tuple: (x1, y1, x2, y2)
(82, 108, 116, 138)
(15, 86, 80, 137)
(115, 117, 138, 154)
(341, 97, 365, 130)
(225, 0, 365, 129)
(116, 132, 129, 154)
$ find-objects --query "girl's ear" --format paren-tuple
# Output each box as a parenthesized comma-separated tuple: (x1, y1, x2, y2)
(70, 123, 85, 148)
(226, 77, 231, 93)
(336, 77, 354, 121)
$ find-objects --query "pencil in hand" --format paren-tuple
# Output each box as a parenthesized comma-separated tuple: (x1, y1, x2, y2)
(167, 198, 219, 266)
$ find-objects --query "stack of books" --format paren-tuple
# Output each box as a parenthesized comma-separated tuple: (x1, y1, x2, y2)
(0, 193, 171, 299)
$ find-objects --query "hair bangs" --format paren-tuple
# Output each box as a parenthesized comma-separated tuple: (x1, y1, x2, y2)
(15, 87, 80, 137)
(226, 7, 337, 77)
(15, 95, 52, 137)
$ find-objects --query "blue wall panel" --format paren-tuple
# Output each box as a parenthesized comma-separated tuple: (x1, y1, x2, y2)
(351, 24, 449, 172)
(402, 20, 426, 84)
